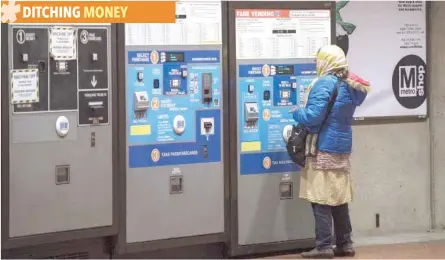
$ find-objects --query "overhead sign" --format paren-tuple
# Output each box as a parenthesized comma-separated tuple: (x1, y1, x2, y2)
(10, 69, 39, 104)
(49, 27, 77, 60)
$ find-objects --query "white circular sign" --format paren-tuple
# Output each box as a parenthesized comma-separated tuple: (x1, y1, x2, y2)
(55, 116, 70, 137)
(282, 125, 293, 143)
(263, 157, 272, 169)
(151, 149, 160, 163)
(80, 30, 89, 44)
(173, 115, 186, 135)
(16, 29, 25, 44)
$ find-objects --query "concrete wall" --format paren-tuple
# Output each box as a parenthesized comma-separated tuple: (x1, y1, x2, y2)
(350, 122, 431, 235)
(349, 1, 445, 236)
(430, 1, 445, 230)
(0, 21, 2, 237)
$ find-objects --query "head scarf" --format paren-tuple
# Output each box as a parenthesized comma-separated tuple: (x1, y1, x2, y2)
(302, 45, 370, 107)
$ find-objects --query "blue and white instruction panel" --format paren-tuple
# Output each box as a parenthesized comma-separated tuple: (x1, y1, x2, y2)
(127, 50, 222, 168)
(235, 8, 331, 176)
(238, 63, 316, 175)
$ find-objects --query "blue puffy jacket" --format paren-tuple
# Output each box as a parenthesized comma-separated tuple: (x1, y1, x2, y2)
(292, 74, 367, 154)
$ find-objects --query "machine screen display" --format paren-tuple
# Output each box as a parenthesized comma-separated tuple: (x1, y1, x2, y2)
(276, 65, 294, 75)
(166, 52, 185, 62)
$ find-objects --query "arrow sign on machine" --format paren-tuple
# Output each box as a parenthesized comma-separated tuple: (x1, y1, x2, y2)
(91, 75, 97, 88)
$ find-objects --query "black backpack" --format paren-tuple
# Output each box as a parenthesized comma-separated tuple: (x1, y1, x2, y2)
(286, 80, 341, 167)
(286, 124, 309, 167)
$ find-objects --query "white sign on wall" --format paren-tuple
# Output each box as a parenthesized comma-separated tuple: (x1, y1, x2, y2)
(336, 1, 427, 118)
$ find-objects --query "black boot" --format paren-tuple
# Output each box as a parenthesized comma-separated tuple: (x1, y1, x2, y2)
(333, 244, 355, 257)
(301, 248, 334, 259)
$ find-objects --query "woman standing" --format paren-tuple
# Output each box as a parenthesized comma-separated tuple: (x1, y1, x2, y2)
(291, 45, 370, 259)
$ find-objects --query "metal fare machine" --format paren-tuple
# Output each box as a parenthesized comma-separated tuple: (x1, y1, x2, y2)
(227, 1, 335, 256)
(115, 1, 228, 257)
(1, 23, 117, 258)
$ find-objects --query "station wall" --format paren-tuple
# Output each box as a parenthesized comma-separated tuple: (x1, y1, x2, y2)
(349, 1, 445, 236)
(429, 1, 445, 230)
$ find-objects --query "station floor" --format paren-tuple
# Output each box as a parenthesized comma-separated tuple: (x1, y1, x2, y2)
(259, 231, 445, 259)
(265, 240, 445, 259)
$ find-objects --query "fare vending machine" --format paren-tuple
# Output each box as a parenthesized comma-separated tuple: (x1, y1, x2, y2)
(1, 24, 116, 257)
(227, 2, 335, 256)
(115, 1, 228, 257)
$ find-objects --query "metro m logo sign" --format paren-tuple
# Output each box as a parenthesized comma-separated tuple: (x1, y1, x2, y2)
(399, 65, 416, 97)
(392, 55, 427, 109)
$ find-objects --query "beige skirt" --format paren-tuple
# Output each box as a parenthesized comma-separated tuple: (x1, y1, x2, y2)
(299, 157, 353, 206)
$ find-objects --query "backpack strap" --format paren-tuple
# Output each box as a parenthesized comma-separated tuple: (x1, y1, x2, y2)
(320, 78, 341, 128)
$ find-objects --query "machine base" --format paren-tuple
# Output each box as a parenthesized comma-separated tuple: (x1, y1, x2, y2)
(1, 237, 111, 259)
(113, 242, 225, 259)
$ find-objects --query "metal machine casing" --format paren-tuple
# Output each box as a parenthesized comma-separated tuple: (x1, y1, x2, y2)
(115, 2, 228, 255)
(1, 24, 117, 249)
(227, 2, 336, 256)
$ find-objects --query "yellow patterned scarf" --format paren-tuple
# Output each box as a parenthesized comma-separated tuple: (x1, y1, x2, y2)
(302, 45, 370, 107)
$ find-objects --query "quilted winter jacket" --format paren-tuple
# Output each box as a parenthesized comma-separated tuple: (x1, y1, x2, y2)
(292, 74, 367, 154)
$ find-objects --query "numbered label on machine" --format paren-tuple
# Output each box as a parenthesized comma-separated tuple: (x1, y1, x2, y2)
(238, 63, 316, 175)
(126, 50, 222, 168)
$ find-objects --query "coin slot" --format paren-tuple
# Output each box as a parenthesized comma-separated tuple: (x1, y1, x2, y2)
(38, 60, 46, 73)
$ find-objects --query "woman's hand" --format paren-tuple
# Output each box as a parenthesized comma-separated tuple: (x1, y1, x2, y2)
(288, 106, 298, 113)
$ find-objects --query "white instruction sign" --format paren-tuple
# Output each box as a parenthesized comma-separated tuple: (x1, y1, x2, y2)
(11, 69, 39, 104)
(235, 9, 331, 59)
(49, 27, 77, 60)
(126, 2, 222, 46)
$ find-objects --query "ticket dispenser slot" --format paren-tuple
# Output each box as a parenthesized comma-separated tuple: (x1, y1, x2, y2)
(244, 102, 259, 128)
(88, 101, 104, 125)
(133, 91, 149, 119)
(202, 73, 213, 103)
(89, 101, 104, 110)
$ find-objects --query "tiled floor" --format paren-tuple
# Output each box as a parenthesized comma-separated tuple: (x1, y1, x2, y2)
(265, 241, 445, 259)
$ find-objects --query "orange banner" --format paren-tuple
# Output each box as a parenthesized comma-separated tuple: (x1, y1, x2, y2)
(1, 1, 176, 23)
